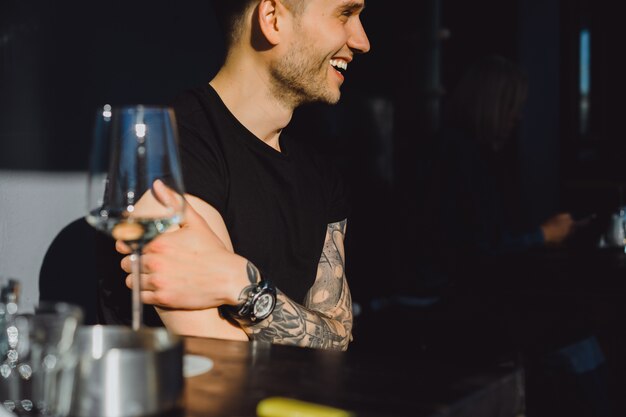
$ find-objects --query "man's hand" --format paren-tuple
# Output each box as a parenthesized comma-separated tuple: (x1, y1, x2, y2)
(117, 181, 249, 310)
(540, 212, 575, 245)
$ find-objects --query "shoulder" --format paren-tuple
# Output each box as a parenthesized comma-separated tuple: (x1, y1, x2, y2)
(168, 85, 226, 154)
(169, 85, 211, 126)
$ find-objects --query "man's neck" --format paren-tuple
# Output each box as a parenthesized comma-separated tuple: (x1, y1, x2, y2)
(209, 54, 294, 152)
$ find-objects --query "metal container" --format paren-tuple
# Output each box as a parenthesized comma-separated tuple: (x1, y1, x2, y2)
(69, 325, 183, 417)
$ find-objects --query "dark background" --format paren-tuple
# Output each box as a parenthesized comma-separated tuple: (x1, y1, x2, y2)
(2, 0, 623, 306)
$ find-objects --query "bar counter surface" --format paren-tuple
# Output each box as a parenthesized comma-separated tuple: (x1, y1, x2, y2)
(182, 336, 523, 417)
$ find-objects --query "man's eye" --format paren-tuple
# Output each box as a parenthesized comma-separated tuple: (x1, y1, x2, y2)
(339, 11, 352, 21)
(338, 7, 354, 16)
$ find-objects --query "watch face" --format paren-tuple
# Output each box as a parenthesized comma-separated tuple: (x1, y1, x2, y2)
(253, 293, 276, 319)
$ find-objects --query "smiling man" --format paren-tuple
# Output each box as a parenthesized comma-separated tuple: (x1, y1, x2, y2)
(98, 0, 370, 351)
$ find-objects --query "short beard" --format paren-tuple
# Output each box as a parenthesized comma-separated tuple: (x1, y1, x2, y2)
(269, 37, 340, 109)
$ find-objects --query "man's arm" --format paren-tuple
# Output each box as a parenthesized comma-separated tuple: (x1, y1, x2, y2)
(233, 220, 352, 351)
(117, 191, 247, 340)
(118, 184, 352, 350)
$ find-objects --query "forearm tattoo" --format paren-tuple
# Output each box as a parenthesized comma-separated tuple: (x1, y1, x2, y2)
(233, 262, 260, 302)
(246, 262, 258, 285)
(239, 220, 352, 351)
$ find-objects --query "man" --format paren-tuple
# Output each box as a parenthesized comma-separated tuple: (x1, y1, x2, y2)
(101, 0, 370, 351)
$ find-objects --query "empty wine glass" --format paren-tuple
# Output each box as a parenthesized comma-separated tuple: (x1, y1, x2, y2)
(86, 105, 185, 330)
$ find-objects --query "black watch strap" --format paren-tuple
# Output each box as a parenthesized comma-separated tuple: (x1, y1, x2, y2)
(227, 279, 277, 323)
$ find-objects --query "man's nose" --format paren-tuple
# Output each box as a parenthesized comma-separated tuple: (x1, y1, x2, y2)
(348, 18, 371, 54)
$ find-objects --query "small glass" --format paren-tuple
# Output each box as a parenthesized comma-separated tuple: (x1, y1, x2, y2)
(0, 302, 83, 416)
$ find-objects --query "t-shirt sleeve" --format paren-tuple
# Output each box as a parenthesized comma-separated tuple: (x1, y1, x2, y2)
(172, 92, 228, 215)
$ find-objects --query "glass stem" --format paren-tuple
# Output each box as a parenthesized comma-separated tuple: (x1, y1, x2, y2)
(130, 248, 143, 330)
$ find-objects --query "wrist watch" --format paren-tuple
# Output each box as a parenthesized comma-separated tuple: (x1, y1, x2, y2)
(229, 279, 277, 323)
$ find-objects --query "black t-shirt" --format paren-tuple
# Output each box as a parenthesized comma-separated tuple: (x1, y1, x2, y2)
(97, 84, 349, 325)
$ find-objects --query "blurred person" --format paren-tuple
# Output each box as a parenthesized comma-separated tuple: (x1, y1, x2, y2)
(415, 55, 611, 417)
(97, 0, 370, 351)
(411, 55, 577, 301)
(434, 54, 574, 261)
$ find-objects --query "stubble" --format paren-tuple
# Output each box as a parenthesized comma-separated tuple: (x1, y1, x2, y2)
(269, 34, 340, 108)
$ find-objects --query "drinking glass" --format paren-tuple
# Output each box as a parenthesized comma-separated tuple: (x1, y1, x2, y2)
(0, 302, 83, 416)
(86, 105, 185, 330)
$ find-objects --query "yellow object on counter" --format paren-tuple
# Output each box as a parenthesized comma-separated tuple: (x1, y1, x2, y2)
(257, 397, 355, 417)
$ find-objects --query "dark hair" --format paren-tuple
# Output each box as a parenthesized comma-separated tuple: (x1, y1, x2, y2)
(211, 0, 256, 50)
(445, 55, 529, 149)
(212, 0, 306, 50)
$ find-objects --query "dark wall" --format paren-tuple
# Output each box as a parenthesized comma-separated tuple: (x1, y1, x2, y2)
(0, 0, 224, 171)
(442, 0, 519, 88)
(517, 0, 562, 225)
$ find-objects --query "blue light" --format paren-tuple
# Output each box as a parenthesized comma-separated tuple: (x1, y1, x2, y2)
(580, 29, 591, 95)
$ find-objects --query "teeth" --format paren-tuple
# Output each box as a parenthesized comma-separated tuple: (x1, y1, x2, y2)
(330, 59, 348, 71)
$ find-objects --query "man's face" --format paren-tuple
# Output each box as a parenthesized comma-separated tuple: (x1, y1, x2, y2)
(269, 0, 370, 107)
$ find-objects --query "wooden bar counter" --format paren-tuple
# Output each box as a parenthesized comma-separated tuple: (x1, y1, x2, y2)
(182, 336, 523, 417)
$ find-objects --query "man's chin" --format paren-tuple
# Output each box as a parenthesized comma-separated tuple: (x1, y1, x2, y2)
(316, 89, 342, 105)
(297, 86, 341, 106)
(324, 95, 341, 105)
(329, 90, 342, 104)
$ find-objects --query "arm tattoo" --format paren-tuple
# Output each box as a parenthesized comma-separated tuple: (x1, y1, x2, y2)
(238, 220, 352, 351)
(232, 262, 261, 304)
(246, 262, 259, 285)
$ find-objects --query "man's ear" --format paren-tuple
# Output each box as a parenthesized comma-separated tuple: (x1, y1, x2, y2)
(257, 0, 289, 46)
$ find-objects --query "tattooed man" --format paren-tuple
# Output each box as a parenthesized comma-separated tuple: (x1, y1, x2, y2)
(100, 0, 370, 351)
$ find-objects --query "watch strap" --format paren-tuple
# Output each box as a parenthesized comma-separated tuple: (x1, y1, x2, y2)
(227, 278, 276, 323)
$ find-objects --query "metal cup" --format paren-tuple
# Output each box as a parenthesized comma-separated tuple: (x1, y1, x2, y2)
(69, 325, 183, 417)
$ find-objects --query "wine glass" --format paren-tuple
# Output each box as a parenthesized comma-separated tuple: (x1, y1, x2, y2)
(86, 105, 185, 330)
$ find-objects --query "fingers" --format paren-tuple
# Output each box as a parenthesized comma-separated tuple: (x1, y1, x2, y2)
(124, 274, 170, 307)
(545, 213, 574, 233)
(124, 273, 158, 291)
(116, 240, 132, 255)
(138, 291, 162, 307)
(120, 253, 159, 274)
(120, 255, 132, 273)
(152, 182, 205, 230)
(549, 213, 573, 224)
(152, 179, 185, 213)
